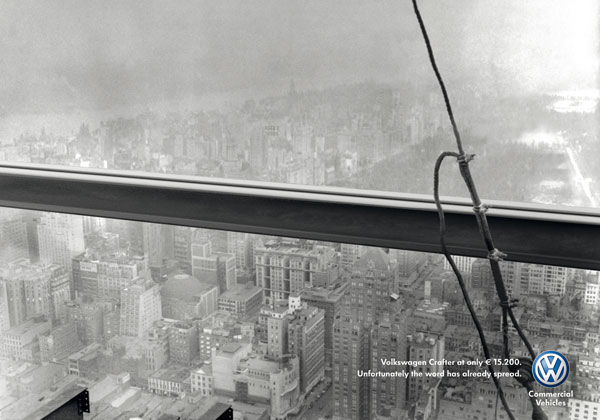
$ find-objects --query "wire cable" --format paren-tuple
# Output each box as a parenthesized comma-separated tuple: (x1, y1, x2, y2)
(434, 152, 514, 419)
(411, 1, 546, 419)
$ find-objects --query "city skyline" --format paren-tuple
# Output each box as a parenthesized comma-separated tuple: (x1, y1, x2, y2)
(0, 1, 598, 419)
(0, 208, 599, 419)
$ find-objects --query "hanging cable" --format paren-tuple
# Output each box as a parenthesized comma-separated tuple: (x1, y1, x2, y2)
(434, 152, 514, 419)
(411, 1, 547, 419)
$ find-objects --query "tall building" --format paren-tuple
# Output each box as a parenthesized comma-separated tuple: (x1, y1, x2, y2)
(255, 239, 338, 306)
(20, 262, 49, 320)
(173, 226, 193, 271)
(347, 248, 394, 324)
(287, 305, 325, 393)
(48, 265, 71, 322)
(300, 284, 348, 372)
(332, 312, 371, 420)
(470, 259, 494, 291)
(2, 259, 70, 323)
(499, 261, 570, 297)
(192, 231, 236, 293)
(406, 331, 445, 404)
(369, 313, 407, 418)
(168, 321, 199, 365)
(265, 306, 290, 360)
(340, 244, 361, 269)
(584, 276, 600, 306)
(522, 264, 570, 296)
(0, 282, 10, 332)
(0, 216, 29, 264)
(143, 223, 174, 272)
(120, 278, 162, 338)
(0, 269, 26, 329)
(82, 216, 105, 235)
(37, 213, 85, 274)
(226, 231, 254, 272)
(72, 253, 146, 300)
(22, 263, 70, 322)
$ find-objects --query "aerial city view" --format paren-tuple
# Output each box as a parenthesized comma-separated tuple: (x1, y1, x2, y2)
(0, 80, 598, 419)
(0, 1, 599, 419)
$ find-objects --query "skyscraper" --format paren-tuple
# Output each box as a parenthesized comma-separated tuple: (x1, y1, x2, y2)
(287, 305, 325, 393)
(1, 259, 70, 323)
(332, 312, 371, 420)
(406, 331, 445, 404)
(369, 313, 407, 418)
(37, 213, 85, 274)
(120, 278, 162, 338)
(346, 247, 394, 324)
(0, 268, 26, 328)
(143, 223, 174, 273)
(191, 231, 236, 293)
(0, 216, 29, 264)
(168, 321, 199, 365)
(265, 306, 290, 360)
(173, 226, 193, 271)
(226, 231, 254, 273)
(300, 284, 348, 373)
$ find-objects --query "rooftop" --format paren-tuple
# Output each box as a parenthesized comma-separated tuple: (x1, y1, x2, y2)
(219, 283, 262, 301)
(162, 272, 217, 302)
(2, 317, 51, 337)
(301, 284, 347, 302)
(69, 342, 102, 361)
(221, 342, 242, 354)
(150, 366, 190, 383)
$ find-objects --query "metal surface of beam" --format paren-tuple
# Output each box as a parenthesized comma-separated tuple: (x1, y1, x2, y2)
(1, 162, 600, 271)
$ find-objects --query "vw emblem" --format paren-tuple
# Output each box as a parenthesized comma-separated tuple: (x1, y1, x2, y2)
(532, 350, 569, 387)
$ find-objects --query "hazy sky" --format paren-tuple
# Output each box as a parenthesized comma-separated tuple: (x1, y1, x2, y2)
(0, 0, 598, 113)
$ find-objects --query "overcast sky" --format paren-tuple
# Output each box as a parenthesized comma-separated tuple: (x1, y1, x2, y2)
(0, 0, 598, 114)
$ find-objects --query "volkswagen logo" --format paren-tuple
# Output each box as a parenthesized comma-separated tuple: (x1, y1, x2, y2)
(532, 350, 569, 387)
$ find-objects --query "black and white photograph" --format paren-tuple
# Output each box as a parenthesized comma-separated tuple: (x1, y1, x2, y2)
(0, 1, 598, 419)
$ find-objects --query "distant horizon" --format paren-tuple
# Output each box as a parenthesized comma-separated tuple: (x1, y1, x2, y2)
(1, 0, 597, 116)
(3, 80, 596, 145)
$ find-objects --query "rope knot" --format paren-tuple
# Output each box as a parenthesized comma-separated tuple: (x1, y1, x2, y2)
(457, 153, 475, 166)
(487, 248, 507, 262)
(473, 203, 489, 214)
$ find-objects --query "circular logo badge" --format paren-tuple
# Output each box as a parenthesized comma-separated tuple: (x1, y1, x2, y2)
(532, 350, 569, 388)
